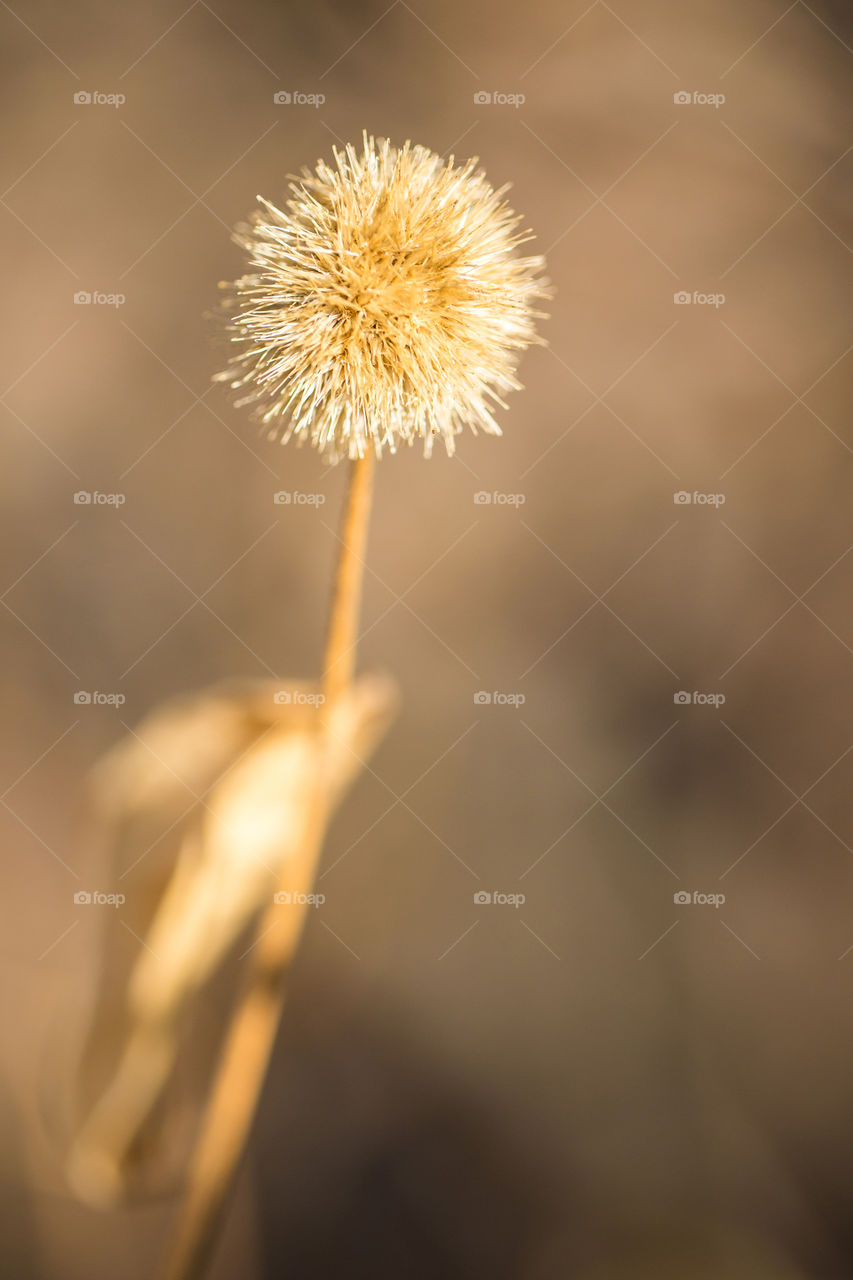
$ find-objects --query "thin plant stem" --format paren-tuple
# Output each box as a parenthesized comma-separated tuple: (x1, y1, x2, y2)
(321, 451, 374, 707)
(160, 453, 375, 1280)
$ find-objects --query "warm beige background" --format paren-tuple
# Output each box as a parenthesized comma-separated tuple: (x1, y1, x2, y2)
(1, 1, 852, 1276)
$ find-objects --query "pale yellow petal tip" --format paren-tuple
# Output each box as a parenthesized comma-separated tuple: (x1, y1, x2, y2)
(216, 135, 549, 461)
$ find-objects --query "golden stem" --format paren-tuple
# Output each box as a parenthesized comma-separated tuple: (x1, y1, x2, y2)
(321, 452, 374, 707)
(159, 453, 375, 1280)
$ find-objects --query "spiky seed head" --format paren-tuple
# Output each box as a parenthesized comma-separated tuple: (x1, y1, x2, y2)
(216, 133, 548, 460)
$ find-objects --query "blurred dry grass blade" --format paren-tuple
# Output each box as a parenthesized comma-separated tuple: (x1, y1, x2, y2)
(66, 672, 397, 1208)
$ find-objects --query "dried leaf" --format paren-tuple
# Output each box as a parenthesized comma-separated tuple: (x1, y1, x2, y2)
(67, 672, 396, 1205)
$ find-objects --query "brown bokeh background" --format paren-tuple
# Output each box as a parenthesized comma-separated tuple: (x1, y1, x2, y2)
(2, 1, 852, 1276)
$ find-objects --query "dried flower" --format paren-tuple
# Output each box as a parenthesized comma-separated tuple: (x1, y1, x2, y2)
(216, 133, 548, 459)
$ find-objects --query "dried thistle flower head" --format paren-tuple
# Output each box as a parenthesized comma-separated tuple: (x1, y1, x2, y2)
(216, 133, 548, 459)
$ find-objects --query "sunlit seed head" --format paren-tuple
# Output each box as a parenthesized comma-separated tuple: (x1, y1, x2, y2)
(215, 133, 549, 461)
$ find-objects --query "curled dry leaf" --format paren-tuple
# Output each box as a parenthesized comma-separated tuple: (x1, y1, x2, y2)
(66, 671, 397, 1207)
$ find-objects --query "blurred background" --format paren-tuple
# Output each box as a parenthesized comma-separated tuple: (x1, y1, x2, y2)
(2, 0, 852, 1275)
